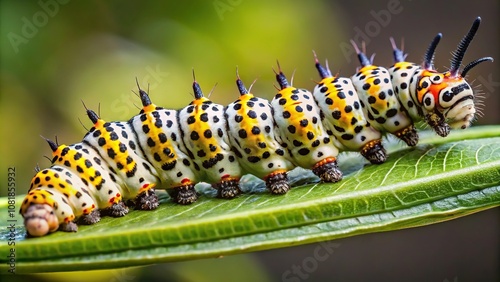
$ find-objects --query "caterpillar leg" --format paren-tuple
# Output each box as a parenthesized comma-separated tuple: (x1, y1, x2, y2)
(312, 157, 343, 183)
(78, 209, 101, 225)
(58, 221, 78, 233)
(425, 113, 450, 137)
(213, 177, 241, 199)
(135, 189, 159, 210)
(168, 184, 198, 205)
(360, 140, 387, 164)
(101, 202, 129, 217)
(394, 125, 419, 146)
(264, 170, 290, 195)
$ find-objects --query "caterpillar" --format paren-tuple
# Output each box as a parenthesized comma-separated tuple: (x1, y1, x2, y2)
(20, 17, 493, 237)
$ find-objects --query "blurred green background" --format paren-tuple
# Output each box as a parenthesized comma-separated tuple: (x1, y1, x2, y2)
(0, 0, 498, 281)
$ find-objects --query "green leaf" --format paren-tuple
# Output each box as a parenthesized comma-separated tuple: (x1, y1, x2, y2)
(1, 125, 499, 274)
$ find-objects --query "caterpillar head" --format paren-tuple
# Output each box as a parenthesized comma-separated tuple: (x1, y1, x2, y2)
(21, 172, 61, 237)
(23, 203, 59, 237)
(417, 17, 493, 136)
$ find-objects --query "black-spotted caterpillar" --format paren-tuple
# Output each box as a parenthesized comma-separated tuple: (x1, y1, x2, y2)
(21, 17, 493, 237)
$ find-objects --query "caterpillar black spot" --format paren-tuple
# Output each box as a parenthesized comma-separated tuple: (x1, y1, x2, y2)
(21, 17, 493, 237)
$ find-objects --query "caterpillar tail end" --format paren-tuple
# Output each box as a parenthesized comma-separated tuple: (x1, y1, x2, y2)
(23, 204, 60, 237)
(169, 183, 198, 205)
(360, 140, 387, 164)
(265, 170, 290, 195)
(395, 125, 419, 146)
(312, 157, 343, 183)
(214, 177, 241, 199)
